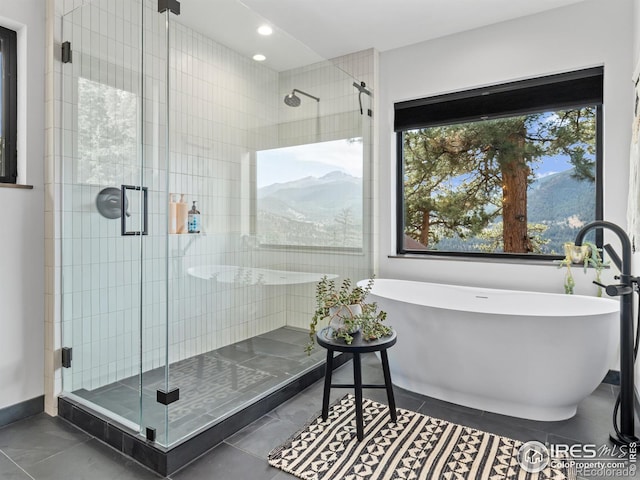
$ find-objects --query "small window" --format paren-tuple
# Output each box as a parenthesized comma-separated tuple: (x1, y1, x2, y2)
(395, 68, 603, 259)
(0, 26, 17, 183)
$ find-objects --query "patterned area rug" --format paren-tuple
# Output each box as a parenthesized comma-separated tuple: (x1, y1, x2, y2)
(268, 395, 575, 480)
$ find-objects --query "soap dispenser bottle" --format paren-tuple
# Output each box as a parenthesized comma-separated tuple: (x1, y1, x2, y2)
(188, 201, 201, 233)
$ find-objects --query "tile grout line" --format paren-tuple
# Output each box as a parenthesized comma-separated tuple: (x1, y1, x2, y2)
(54, 416, 165, 477)
(221, 441, 277, 467)
(0, 449, 37, 480)
(15, 436, 95, 473)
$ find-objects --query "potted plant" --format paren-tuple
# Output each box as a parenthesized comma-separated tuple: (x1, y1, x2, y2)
(557, 241, 607, 296)
(582, 241, 608, 297)
(305, 276, 391, 354)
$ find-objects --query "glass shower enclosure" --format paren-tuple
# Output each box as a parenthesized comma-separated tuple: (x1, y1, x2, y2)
(59, 0, 374, 453)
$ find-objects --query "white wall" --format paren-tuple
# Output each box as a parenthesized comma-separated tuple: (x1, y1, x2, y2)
(0, 0, 45, 409)
(378, 0, 635, 296)
(275, 50, 376, 330)
(635, 0, 640, 64)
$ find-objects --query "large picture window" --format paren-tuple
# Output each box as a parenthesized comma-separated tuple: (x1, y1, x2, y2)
(396, 68, 603, 258)
(0, 26, 17, 183)
(256, 138, 363, 249)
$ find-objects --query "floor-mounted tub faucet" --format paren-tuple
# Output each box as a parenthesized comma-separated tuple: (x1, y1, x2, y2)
(575, 220, 639, 445)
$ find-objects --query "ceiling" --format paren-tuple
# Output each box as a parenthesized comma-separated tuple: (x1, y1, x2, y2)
(177, 0, 585, 71)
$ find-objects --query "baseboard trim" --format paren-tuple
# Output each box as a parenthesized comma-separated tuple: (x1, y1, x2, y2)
(603, 370, 620, 385)
(0, 395, 44, 428)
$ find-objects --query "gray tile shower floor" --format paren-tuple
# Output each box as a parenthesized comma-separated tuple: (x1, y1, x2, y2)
(0, 353, 632, 480)
(70, 327, 326, 445)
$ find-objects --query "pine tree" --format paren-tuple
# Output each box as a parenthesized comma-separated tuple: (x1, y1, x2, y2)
(403, 107, 596, 253)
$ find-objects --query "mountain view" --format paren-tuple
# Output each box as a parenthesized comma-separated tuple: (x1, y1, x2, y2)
(257, 167, 594, 254)
(258, 165, 595, 254)
(434, 168, 595, 254)
(527, 168, 595, 254)
(257, 171, 363, 248)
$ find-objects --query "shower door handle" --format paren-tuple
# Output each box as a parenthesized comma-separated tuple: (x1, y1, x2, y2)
(121, 185, 148, 236)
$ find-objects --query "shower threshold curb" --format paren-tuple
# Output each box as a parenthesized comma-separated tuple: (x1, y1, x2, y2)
(58, 353, 348, 476)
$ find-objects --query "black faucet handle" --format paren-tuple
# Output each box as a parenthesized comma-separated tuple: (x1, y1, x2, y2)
(593, 280, 607, 289)
(593, 280, 634, 296)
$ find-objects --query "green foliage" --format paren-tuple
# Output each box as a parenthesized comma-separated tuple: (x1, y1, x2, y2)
(402, 127, 498, 247)
(556, 242, 608, 296)
(474, 222, 550, 253)
(582, 241, 608, 297)
(306, 276, 391, 354)
(543, 110, 597, 182)
(403, 108, 596, 253)
(557, 247, 578, 294)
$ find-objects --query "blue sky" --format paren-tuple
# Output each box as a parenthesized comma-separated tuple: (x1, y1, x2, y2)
(530, 111, 594, 177)
(257, 138, 363, 188)
(255, 132, 590, 190)
(532, 153, 573, 178)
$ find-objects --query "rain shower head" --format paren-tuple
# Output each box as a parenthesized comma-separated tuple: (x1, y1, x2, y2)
(284, 92, 301, 107)
(284, 88, 319, 107)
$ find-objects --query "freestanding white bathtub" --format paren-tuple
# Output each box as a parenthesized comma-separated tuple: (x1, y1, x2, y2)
(360, 278, 619, 421)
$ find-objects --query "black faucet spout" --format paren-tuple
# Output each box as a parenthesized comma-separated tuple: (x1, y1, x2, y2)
(575, 220, 632, 282)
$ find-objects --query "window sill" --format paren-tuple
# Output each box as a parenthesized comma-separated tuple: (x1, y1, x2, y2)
(259, 244, 365, 256)
(388, 253, 560, 266)
(0, 183, 33, 189)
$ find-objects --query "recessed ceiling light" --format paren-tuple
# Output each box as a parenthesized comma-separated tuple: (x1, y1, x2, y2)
(257, 25, 273, 36)
(253, 54, 266, 62)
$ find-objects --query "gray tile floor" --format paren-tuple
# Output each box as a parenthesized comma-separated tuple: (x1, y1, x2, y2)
(0, 354, 632, 480)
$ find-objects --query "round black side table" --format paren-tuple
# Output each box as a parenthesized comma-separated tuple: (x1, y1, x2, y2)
(316, 327, 397, 441)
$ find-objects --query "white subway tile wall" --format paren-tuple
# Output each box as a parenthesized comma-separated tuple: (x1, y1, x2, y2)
(51, 0, 376, 410)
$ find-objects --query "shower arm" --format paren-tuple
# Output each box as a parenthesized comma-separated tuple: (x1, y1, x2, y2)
(352, 81, 371, 96)
(352, 81, 372, 116)
(292, 89, 319, 102)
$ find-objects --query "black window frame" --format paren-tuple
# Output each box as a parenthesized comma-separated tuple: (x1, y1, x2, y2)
(395, 67, 603, 260)
(0, 25, 17, 184)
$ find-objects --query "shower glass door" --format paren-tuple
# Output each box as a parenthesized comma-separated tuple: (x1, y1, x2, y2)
(60, 0, 170, 439)
(139, 1, 173, 445)
(60, 0, 376, 450)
